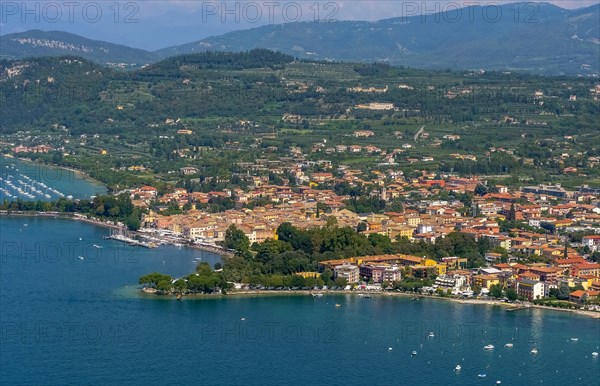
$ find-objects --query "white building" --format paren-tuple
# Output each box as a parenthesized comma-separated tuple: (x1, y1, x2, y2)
(434, 274, 469, 290)
(517, 279, 544, 301)
(383, 266, 402, 282)
(334, 264, 360, 283)
(582, 235, 600, 252)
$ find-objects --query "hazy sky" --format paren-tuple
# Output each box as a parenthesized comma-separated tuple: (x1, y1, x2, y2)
(1, 0, 598, 49)
(142, 0, 599, 18)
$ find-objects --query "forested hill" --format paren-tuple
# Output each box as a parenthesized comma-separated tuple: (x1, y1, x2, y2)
(0, 50, 598, 141)
(143, 50, 296, 72)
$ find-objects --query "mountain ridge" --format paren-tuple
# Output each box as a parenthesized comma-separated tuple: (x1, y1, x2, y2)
(159, 2, 599, 75)
(0, 29, 158, 65)
(1, 3, 598, 75)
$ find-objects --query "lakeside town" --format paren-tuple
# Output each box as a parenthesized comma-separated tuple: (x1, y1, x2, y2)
(1, 53, 599, 316)
(2, 148, 600, 312)
(3, 5, 600, 385)
(123, 171, 600, 310)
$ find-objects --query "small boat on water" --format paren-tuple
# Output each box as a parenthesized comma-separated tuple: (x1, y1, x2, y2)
(504, 343, 513, 348)
(570, 338, 578, 342)
(388, 347, 393, 351)
(335, 303, 341, 307)
(455, 365, 461, 371)
(478, 374, 487, 378)
(311, 293, 324, 298)
(78, 256, 84, 260)
(93, 244, 102, 249)
(428, 332, 435, 338)
(531, 348, 538, 354)
(591, 352, 598, 357)
(411, 351, 417, 356)
(484, 345, 494, 350)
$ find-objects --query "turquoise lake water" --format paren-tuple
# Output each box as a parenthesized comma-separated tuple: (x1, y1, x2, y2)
(0, 157, 106, 201)
(1, 217, 599, 385)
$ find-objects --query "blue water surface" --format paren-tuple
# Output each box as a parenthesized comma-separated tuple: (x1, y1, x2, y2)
(1, 217, 599, 386)
(0, 157, 106, 201)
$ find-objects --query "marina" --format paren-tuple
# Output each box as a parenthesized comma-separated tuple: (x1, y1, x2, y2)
(106, 226, 234, 255)
(104, 231, 158, 248)
(0, 157, 105, 202)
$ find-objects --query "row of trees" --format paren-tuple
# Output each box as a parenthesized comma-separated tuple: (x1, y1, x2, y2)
(139, 262, 231, 295)
(488, 284, 518, 301)
(217, 221, 493, 284)
(1, 194, 143, 230)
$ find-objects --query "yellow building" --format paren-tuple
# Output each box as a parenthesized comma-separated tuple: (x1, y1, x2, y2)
(421, 259, 448, 275)
(406, 217, 422, 226)
(411, 259, 447, 277)
(387, 226, 414, 240)
(297, 272, 320, 279)
(472, 274, 500, 289)
(497, 237, 512, 251)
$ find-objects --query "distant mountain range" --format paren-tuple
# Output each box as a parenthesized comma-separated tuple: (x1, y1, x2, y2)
(1, 2, 598, 75)
(0, 30, 157, 65)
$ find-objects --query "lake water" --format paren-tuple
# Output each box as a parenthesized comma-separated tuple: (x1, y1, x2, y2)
(1, 217, 599, 385)
(0, 157, 106, 201)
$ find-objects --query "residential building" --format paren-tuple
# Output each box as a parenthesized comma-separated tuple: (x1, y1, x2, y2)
(382, 266, 402, 282)
(582, 235, 600, 252)
(334, 264, 360, 283)
(517, 279, 544, 301)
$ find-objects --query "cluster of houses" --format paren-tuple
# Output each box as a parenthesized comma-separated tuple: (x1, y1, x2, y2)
(125, 161, 600, 305)
(319, 254, 445, 284)
(132, 173, 600, 251)
(315, 253, 600, 303)
(12, 145, 52, 154)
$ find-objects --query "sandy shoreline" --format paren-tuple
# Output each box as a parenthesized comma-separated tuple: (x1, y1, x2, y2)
(140, 289, 600, 319)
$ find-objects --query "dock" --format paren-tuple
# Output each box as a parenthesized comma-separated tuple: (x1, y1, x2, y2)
(105, 228, 158, 248)
(105, 232, 157, 248)
(107, 227, 234, 256)
(506, 306, 531, 312)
